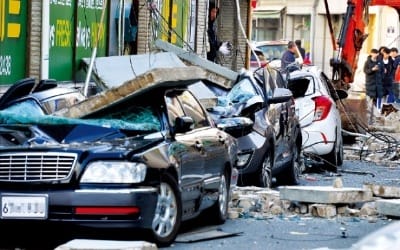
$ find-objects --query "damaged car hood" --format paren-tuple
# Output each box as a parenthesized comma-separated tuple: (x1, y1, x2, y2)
(0, 104, 163, 152)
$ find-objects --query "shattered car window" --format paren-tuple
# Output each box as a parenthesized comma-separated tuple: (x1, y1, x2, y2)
(41, 92, 86, 114)
(0, 100, 161, 132)
(224, 78, 258, 105)
(288, 76, 314, 98)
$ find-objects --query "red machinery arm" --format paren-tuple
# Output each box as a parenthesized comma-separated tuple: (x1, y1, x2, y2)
(328, 0, 400, 87)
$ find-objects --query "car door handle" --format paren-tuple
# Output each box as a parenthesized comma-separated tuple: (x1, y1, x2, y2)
(218, 136, 225, 144)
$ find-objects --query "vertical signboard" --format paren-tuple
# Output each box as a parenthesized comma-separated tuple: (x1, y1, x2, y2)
(0, 0, 27, 85)
(160, 0, 189, 48)
(49, 0, 108, 82)
(49, 0, 75, 81)
(75, 1, 107, 73)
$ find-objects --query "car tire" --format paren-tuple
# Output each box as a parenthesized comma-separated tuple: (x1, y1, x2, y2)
(324, 141, 339, 173)
(282, 145, 301, 185)
(324, 130, 344, 172)
(151, 173, 182, 247)
(207, 170, 230, 224)
(258, 150, 273, 188)
(337, 136, 344, 166)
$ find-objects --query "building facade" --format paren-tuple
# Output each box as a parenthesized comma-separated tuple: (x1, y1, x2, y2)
(252, 0, 399, 81)
(0, 0, 252, 86)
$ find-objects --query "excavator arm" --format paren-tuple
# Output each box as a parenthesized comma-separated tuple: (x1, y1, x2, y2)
(327, 0, 400, 88)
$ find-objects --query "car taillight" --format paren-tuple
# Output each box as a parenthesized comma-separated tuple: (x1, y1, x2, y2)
(313, 96, 332, 121)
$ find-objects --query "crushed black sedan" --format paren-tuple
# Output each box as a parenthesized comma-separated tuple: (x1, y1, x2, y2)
(0, 67, 240, 247)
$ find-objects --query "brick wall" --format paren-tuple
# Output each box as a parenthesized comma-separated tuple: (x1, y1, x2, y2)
(136, 0, 250, 72)
(28, 0, 42, 80)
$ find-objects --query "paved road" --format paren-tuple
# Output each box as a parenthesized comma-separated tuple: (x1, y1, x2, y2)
(162, 159, 400, 250)
(1, 159, 399, 250)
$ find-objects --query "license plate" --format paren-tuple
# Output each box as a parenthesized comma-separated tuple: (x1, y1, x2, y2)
(1, 194, 48, 219)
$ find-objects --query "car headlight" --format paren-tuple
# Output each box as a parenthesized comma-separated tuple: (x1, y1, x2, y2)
(236, 152, 252, 168)
(81, 161, 147, 184)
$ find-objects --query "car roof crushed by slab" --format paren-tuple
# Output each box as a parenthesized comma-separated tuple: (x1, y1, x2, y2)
(56, 66, 211, 118)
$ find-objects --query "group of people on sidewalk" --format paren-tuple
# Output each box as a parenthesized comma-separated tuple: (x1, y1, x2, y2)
(364, 46, 400, 122)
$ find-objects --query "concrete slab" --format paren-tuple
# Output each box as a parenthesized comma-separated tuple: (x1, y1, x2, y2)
(376, 199, 400, 217)
(279, 186, 373, 204)
(57, 66, 209, 118)
(54, 239, 157, 250)
(364, 183, 400, 198)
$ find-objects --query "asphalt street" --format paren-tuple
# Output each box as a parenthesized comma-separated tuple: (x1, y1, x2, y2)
(162, 158, 400, 250)
(1, 159, 399, 250)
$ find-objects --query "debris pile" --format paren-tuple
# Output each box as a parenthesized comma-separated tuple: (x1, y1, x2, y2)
(228, 177, 400, 221)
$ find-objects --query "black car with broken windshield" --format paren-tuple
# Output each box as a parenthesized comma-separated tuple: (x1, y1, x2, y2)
(0, 68, 241, 247)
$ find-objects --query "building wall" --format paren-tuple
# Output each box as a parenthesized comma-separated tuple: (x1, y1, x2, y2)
(136, 0, 150, 54)
(218, 0, 250, 71)
(256, 0, 399, 84)
(28, 0, 42, 80)
(196, 1, 208, 58)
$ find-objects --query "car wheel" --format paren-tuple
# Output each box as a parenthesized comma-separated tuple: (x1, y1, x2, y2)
(258, 151, 273, 188)
(324, 141, 339, 173)
(208, 170, 230, 224)
(337, 136, 344, 166)
(289, 145, 301, 185)
(282, 145, 301, 185)
(151, 173, 182, 247)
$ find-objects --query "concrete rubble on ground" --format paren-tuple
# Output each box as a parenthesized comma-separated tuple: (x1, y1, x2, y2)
(228, 176, 400, 221)
(54, 239, 158, 250)
(228, 102, 400, 220)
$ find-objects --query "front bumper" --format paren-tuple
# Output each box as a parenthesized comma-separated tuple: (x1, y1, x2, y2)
(236, 131, 269, 175)
(0, 187, 158, 230)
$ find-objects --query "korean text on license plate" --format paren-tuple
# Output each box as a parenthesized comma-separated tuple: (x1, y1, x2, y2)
(1, 195, 48, 219)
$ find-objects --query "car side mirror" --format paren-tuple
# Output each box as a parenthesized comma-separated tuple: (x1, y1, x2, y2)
(240, 95, 265, 116)
(335, 89, 348, 101)
(268, 87, 292, 104)
(217, 117, 254, 138)
(174, 116, 194, 133)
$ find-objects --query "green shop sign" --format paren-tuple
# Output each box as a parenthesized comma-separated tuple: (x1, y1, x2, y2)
(0, 0, 27, 85)
(49, 0, 108, 81)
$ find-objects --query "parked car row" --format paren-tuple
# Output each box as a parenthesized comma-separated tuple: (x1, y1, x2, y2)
(0, 57, 345, 247)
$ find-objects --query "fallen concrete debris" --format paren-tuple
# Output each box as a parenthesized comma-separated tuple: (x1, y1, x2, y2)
(175, 226, 243, 243)
(279, 185, 373, 204)
(376, 199, 400, 217)
(56, 66, 210, 118)
(364, 183, 400, 198)
(54, 239, 157, 250)
(228, 178, 400, 220)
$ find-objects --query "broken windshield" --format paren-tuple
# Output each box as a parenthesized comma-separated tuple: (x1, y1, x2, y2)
(0, 100, 161, 132)
(217, 78, 258, 106)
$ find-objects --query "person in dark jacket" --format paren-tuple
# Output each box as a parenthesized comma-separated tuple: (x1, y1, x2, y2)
(364, 48, 384, 123)
(390, 47, 400, 101)
(207, 6, 220, 62)
(295, 40, 306, 59)
(281, 41, 297, 72)
(381, 47, 394, 102)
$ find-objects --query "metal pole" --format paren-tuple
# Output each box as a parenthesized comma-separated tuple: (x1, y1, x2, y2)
(83, 0, 108, 97)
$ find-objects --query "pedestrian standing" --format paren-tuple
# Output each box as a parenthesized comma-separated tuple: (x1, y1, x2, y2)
(381, 47, 395, 103)
(364, 48, 384, 124)
(390, 47, 400, 102)
(207, 5, 220, 63)
(295, 40, 306, 59)
(281, 41, 297, 72)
